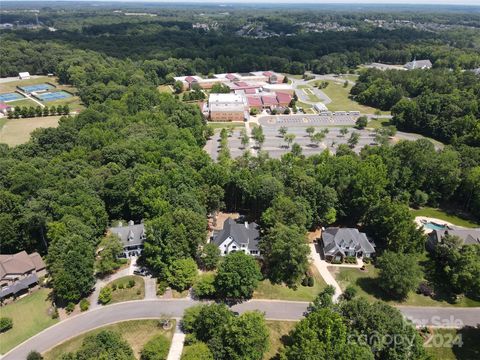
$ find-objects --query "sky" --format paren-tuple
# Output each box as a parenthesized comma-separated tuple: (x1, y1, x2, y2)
(9, 0, 480, 5)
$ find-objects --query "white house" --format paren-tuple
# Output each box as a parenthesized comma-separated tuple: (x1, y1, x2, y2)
(109, 220, 146, 257)
(212, 218, 261, 256)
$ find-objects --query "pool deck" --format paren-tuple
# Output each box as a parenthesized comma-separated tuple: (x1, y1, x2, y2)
(414, 216, 462, 234)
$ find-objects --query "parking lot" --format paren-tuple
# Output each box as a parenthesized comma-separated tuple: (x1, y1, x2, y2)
(204, 114, 432, 161)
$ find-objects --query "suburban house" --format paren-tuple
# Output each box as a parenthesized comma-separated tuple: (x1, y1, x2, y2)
(109, 220, 146, 257)
(212, 218, 261, 256)
(427, 229, 480, 251)
(320, 227, 375, 262)
(0, 251, 46, 301)
(404, 59, 432, 70)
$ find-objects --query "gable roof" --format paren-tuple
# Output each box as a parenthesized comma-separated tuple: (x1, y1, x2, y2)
(276, 92, 292, 103)
(185, 76, 197, 83)
(404, 59, 432, 70)
(247, 96, 263, 107)
(261, 95, 279, 106)
(322, 228, 375, 256)
(109, 222, 146, 248)
(432, 229, 480, 246)
(212, 218, 260, 252)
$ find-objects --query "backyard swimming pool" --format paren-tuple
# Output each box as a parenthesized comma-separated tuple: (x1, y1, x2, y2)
(423, 221, 448, 231)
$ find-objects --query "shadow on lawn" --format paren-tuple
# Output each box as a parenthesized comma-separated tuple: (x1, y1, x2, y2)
(452, 326, 480, 360)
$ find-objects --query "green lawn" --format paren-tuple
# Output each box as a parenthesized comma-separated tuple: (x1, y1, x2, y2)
(333, 265, 480, 307)
(0, 117, 7, 130)
(0, 289, 58, 354)
(44, 319, 176, 360)
(320, 81, 389, 115)
(6, 98, 39, 108)
(208, 122, 245, 129)
(264, 320, 296, 360)
(295, 100, 313, 110)
(106, 276, 145, 304)
(157, 85, 173, 93)
(44, 96, 84, 112)
(254, 266, 326, 301)
(425, 328, 480, 360)
(367, 118, 392, 129)
(411, 207, 480, 228)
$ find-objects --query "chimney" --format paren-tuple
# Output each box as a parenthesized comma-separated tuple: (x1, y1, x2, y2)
(128, 220, 134, 226)
(244, 222, 249, 229)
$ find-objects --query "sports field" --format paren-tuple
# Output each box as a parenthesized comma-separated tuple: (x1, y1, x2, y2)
(35, 91, 72, 101)
(0, 116, 61, 146)
(0, 92, 24, 102)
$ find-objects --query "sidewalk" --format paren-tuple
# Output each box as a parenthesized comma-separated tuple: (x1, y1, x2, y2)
(166, 323, 186, 360)
(309, 243, 343, 302)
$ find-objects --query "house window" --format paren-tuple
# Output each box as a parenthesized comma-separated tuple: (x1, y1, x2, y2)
(250, 250, 258, 255)
(232, 245, 237, 249)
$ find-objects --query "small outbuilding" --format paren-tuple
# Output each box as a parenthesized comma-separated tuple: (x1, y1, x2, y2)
(18, 72, 31, 80)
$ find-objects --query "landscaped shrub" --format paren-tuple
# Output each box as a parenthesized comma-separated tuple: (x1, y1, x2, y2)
(0, 317, 13, 332)
(128, 279, 136, 288)
(307, 276, 314, 287)
(51, 307, 59, 319)
(80, 299, 90, 312)
(181, 342, 213, 360)
(363, 257, 371, 264)
(301, 277, 308, 287)
(111, 283, 117, 291)
(192, 274, 216, 299)
(343, 285, 358, 300)
(98, 287, 112, 305)
(65, 302, 75, 314)
(26, 351, 43, 360)
(140, 334, 170, 360)
(417, 282, 435, 297)
(345, 256, 357, 264)
(331, 259, 342, 265)
(157, 281, 168, 296)
(118, 283, 124, 290)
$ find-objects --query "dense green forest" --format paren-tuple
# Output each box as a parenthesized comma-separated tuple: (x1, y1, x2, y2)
(351, 68, 480, 146)
(0, 2, 480, 324)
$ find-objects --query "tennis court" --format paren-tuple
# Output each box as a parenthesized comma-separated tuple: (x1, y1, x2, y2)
(35, 91, 72, 101)
(0, 92, 24, 102)
(19, 83, 53, 93)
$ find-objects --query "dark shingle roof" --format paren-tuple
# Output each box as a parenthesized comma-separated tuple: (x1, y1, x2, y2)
(212, 218, 260, 252)
(109, 222, 146, 248)
(322, 228, 375, 256)
(432, 229, 480, 246)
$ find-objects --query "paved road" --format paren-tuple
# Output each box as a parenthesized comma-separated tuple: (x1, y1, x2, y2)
(3, 298, 479, 359)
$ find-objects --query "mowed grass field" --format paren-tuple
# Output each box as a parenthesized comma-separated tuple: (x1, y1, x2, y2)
(263, 320, 296, 360)
(4, 98, 39, 108)
(318, 81, 388, 114)
(425, 327, 480, 360)
(411, 207, 480, 228)
(43, 319, 176, 360)
(0, 116, 61, 146)
(0, 289, 58, 354)
(254, 265, 326, 301)
(332, 264, 480, 307)
(106, 275, 145, 304)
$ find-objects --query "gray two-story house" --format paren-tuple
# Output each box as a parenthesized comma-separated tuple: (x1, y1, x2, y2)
(321, 227, 375, 262)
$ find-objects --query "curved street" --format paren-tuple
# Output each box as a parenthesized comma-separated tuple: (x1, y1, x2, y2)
(3, 298, 480, 360)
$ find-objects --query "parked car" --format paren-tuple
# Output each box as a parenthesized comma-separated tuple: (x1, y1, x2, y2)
(134, 267, 149, 276)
